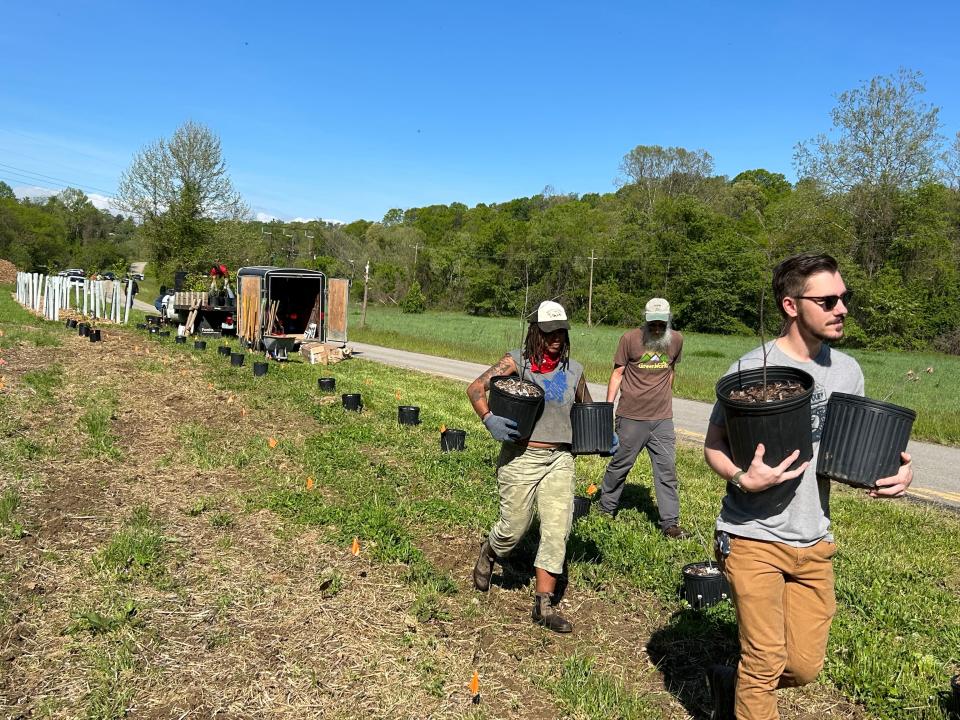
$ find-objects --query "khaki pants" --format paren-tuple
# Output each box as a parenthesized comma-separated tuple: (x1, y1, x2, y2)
(488, 445, 574, 575)
(721, 536, 837, 720)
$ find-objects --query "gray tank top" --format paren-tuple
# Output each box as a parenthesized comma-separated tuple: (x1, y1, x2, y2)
(508, 350, 584, 444)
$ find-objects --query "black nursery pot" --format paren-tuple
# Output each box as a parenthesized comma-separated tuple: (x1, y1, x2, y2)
(147, 315, 161, 326)
(218, 345, 231, 356)
(572, 495, 592, 522)
(440, 428, 466, 452)
(66, 318, 77, 329)
(78, 323, 89, 336)
(159, 330, 170, 337)
(398, 405, 421, 425)
(715, 367, 814, 472)
(487, 375, 545, 440)
(194, 340, 206, 350)
(88, 329, 101, 343)
(682, 561, 730, 610)
(253, 362, 268, 377)
(149, 326, 159, 335)
(342, 393, 363, 412)
(318, 377, 336, 392)
(136, 323, 147, 330)
(571, 402, 615, 455)
(175, 336, 186, 344)
(951, 674, 960, 714)
(230, 352, 245, 367)
(816, 392, 916, 489)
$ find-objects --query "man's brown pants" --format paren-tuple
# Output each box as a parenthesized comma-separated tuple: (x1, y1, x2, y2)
(722, 536, 837, 720)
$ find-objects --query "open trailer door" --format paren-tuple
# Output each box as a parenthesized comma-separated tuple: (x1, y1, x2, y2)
(325, 277, 349, 344)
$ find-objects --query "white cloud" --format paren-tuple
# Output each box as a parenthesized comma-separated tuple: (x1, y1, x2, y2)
(12, 185, 119, 212)
(255, 211, 278, 222)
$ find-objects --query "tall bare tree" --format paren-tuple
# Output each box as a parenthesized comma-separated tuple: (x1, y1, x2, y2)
(117, 121, 248, 273)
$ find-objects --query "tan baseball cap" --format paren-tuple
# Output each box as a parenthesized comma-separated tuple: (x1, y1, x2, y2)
(529, 300, 569, 332)
(645, 297, 671, 322)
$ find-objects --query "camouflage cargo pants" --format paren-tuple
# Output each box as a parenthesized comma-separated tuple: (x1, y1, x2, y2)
(488, 444, 575, 575)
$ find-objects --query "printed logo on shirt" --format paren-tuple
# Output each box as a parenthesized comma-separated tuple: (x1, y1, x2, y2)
(810, 384, 827, 442)
(541, 372, 568, 403)
(635, 352, 672, 370)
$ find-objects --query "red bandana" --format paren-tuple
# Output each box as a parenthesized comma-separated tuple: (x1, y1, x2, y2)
(530, 354, 559, 373)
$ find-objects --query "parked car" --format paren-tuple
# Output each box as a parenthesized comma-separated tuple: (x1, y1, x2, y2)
(101, 272, 117, 280)
(58, 268, 85, 278)
(129, 272, 145, 281)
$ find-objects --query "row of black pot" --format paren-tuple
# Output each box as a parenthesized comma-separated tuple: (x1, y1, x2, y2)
(65, 318, 101, 342)
(314, 377, 467, 451)
(133, 322, 273, 377)
(716, 366, 916, 489)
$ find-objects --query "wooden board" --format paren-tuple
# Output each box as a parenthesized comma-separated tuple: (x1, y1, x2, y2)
(326, 278, 349, 343)
(239, 275, 261, 343)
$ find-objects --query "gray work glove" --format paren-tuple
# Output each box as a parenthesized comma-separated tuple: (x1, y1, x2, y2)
(483, 413, 521, 443)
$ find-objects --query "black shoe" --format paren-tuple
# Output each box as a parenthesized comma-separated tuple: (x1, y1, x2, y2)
(532, 592, 573, 633)
(663, 525, 691, 540)
(707, 664, 736, 720)
(472, 540, 496, 592)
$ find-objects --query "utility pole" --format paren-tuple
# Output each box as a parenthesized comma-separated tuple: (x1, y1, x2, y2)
(305, 231, 315, 261)
(283, 229, 296, 265)
(587, 249, 600, 326)
(409, 241, 420, 280)
(360, 260, 370, 327)
(261, 225, 273, 264)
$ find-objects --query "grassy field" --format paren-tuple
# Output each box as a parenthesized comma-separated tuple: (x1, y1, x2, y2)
(2, 287, 959, 718)
(349, 306, 960, 446)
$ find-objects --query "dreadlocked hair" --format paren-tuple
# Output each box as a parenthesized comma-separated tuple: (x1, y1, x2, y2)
(523, 324, 570, 369)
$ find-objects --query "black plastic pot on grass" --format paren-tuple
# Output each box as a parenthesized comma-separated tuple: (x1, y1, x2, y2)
(398, 405, 421, 425)
(816, 393, 916, 489)
(440, 428, 466, 452)
(715, 366, 814, 472)
(342, 393, 362, 412)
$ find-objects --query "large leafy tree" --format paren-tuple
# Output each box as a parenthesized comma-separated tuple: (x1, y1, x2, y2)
(117, 121, 248, 274)
(617, 144, 714, 211)
(794, 70, 945, 277)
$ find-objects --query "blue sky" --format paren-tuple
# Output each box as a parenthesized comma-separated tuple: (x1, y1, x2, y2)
(2, 1, 959, 223)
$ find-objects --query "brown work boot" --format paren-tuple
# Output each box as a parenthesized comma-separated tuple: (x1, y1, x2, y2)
(663, 525, 692, 540)
(472, 540, 496, 591)
(532, 592, 573, 633)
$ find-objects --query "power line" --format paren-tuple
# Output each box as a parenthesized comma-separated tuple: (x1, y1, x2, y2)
(0, 161, 116, 198)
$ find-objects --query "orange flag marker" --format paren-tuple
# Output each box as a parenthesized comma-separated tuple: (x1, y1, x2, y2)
(469, 671, 479, 695)
(587, 483, 598, 496)
(440, 424, 447, 434)
(306, 477, 315, 490)
(351, 537, 360, 556)
(268, 437, 278, 449)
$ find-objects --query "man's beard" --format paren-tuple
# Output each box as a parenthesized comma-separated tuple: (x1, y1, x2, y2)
(797, 306, 844, 343)
(643, 325, 673, 353)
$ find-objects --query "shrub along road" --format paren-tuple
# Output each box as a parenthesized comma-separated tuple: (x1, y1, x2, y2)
(349, 342, 960, 510)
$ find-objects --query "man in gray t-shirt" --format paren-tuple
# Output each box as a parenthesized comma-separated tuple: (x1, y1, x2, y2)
(702, 253, 913, 720)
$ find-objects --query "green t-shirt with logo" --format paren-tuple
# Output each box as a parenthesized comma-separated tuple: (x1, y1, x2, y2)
(612, 329, 683, 421)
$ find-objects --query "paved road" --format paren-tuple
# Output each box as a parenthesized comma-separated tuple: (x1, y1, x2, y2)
(349, 341, 960, 510)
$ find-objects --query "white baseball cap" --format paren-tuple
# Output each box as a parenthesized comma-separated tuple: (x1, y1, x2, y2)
(645, 297, 671, 322)
(529, 300, 569, 332)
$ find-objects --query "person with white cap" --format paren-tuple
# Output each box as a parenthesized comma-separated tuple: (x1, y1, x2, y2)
(596, 297, 689, 539)
(466, 300, 596, 633)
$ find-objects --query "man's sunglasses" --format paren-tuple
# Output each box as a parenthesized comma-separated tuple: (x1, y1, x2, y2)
(795, 290, 853, 311)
